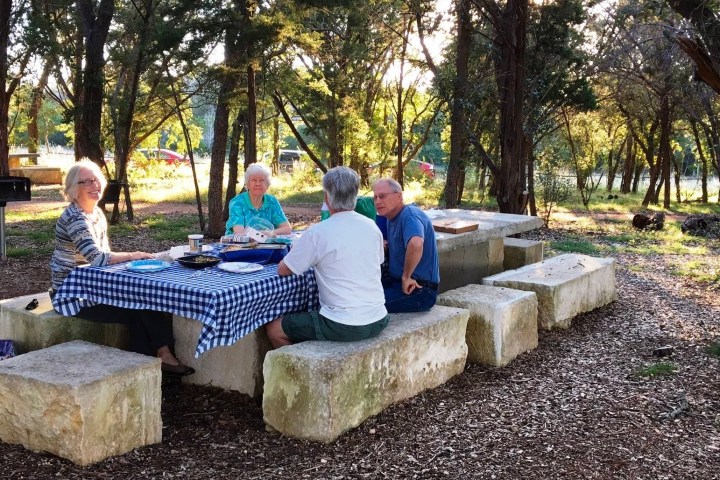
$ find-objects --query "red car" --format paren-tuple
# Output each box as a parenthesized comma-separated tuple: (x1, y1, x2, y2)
(410, 159, 435, 178)
(138, 148, 188, 165)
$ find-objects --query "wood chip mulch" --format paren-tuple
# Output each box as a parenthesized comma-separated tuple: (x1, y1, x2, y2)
(0, 211, 719, 479)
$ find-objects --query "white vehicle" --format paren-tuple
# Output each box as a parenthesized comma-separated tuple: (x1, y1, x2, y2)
(277, 149, 306, 171)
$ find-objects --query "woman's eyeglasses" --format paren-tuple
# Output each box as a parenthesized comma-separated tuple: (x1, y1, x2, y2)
(77, 178, 100, 186)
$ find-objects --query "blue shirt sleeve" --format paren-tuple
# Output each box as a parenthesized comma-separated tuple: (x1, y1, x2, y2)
(400, 210, 426, 247)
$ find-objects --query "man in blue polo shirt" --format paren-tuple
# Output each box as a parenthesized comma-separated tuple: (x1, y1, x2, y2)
(372, 178, 439, 313)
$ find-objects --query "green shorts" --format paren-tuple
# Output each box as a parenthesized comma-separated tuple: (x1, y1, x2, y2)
(281, 311, 389, 343)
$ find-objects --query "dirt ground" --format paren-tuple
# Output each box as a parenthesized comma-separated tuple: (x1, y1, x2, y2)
(1, 193, 719, 479)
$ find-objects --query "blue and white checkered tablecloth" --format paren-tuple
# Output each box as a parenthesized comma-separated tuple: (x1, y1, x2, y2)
(51, 253, 319, 357)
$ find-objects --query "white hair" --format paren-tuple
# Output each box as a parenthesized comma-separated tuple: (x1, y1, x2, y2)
(323, 166, 360, 211)
(373, 177, 402, 193)
(244, 163, 272, 187)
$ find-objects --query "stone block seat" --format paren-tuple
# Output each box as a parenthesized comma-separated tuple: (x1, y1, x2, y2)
(0, 340, 162, 466)
(262, 306, 470, 443)
(173, 314, 270, 398)
(437, 284, 538, 367)
(503, 237, 544, 270)
(0, 292, 128, 354)
(482, 253, 616, 330)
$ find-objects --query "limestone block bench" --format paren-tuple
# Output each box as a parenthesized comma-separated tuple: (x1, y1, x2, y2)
(173, 314, 270, 398)
(437, 284, 537, 367)
(262, 306, 470, 443)
(503, 237, 543, 270)
(0, 292, 128, 354)
(482, 253, 616, 330)
(0, 340, 162, 466)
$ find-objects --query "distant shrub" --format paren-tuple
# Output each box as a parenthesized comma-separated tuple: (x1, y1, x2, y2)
(536, 172, 573, 226)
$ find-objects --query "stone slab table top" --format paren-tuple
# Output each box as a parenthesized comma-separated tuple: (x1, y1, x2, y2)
(427, 209, 543, 253)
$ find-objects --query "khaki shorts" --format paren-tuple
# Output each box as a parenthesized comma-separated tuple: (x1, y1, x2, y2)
(282, 311, 389, 343)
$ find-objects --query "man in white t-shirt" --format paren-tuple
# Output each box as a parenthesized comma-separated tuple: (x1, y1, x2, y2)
(266, 166, 389, 348)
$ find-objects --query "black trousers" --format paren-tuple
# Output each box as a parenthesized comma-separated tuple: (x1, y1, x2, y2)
(75, 304, 175, 357)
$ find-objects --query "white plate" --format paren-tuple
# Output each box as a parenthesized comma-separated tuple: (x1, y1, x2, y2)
(218, 262, 264, 274)
(127, 259, 172, 273)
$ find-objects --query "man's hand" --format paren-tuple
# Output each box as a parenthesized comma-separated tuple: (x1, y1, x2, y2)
(401, 276, 421, 294)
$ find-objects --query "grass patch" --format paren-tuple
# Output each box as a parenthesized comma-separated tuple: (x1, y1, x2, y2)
(7, 247, 38, 258)
(549, 237, 602, 255)
(603, 233, 635, 243)
(140, 214, 202, 242)
(669, 259, 720, 284)
(6, 208, 64, 223)
(635, 362, 676, 378)
(14, 230, 54, 243)
(707, 343, 720, 358)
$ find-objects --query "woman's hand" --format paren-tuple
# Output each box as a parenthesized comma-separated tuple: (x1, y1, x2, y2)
(232, 225, 247, 235)
(109, 251, 153, 264)
(131, 251, 154, 261)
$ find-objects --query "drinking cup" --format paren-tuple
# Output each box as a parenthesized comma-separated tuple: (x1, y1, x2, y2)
(188, 234, 203, 253)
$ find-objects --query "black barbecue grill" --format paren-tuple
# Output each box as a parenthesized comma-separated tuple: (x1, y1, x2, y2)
(0, 176, 32, 260)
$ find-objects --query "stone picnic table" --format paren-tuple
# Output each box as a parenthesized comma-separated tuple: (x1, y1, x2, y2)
(428, 209, 544, 292)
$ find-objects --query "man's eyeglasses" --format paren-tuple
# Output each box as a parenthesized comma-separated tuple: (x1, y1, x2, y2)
(373, 192, 399, 201)
(77, 178, 100, 186)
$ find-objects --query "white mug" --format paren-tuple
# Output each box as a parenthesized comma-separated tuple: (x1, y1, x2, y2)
(188, 234, 203, 253)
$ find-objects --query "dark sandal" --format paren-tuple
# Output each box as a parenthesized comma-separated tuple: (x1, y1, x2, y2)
(161, 362, 195, 377)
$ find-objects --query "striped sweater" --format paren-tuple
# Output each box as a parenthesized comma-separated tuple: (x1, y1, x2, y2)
(50, 202, 111, 290)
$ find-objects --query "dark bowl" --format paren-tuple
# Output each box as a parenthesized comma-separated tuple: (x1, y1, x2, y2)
(176, 254, 221, 269)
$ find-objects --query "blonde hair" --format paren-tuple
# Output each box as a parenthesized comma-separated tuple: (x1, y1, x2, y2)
(63, 159, 107, 202)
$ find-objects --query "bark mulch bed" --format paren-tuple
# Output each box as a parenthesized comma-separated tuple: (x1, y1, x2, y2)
(1, 201, 719, 479)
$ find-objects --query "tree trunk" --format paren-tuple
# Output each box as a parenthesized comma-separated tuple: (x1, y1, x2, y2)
(28, 61, 52, 154)
(245, 63, 257, 170)
(526, 133, 537, 216)
(224, 110, 244, 222)
(659, 94, 672, 209)
(641, 120, 661, 207)
(271, 115, 279, 175)
(673, 153, 681, 203)
(75, 0, 115, 169)
(632, 161, 643, 194)
(620, 135, 634, 193)
(690, 120, 709, 203)
(0, 0, 10, 177)
(207, 0, 246, 238)
(444, 0, 471, 207)
(110, 0, 156, 223)
(494, 0, 528, 214)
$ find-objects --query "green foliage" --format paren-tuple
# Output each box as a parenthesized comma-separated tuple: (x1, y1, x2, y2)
(536, 172, 574, 226)
(635, 362, 676, 378)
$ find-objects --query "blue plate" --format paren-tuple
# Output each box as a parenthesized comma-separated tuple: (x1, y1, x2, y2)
(126, 259, 172, 273)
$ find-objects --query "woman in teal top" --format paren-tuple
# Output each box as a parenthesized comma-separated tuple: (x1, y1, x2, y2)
(226, 163, 292, 236)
